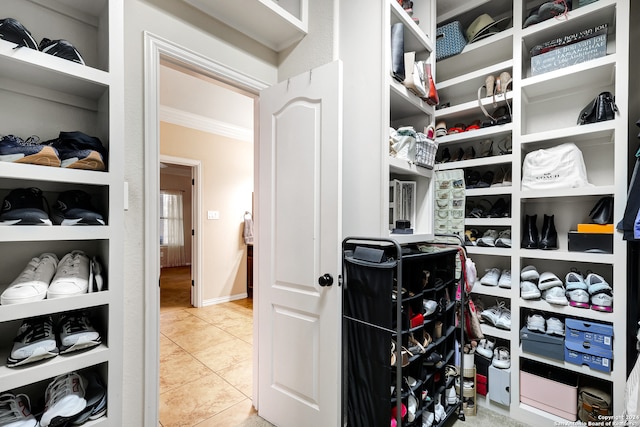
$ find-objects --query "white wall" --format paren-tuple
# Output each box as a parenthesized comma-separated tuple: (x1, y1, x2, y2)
(123, 1, 279, 424)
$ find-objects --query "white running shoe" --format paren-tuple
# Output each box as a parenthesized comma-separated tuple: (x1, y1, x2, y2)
(7, 315, 59, 367)
(546, 317, 565, 336)
(0, 392, 37, 426)
(47, 250, 90, 299)
(475, 337, 495, 359)
(591, 292, 613, 312)
(566, 288, 590, 308)
(565, 270, 587, 291)
(520, 265, 540, 282)
(495, 307, 511, 330)
(527, 313, 546, 333)
(39, 372, 87, 427)
(480, 302, 505, 326)
(1, 253, 58, 305)
(498, 270, 511, 288)
(520, 281, 541, 299)
(57, 310, 102, 354)
(480, 268, 501, 286)
(492, 346, 510, 369)
(542, 286, 569, 305)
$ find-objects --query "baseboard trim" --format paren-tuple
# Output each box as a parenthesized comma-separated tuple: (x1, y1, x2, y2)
(203, 293, 249, 306)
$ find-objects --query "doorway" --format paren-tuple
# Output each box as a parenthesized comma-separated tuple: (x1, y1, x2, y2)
(144, 33, 267, 426)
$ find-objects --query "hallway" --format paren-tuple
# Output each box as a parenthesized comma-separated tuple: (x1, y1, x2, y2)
(159, 266, 272, 426)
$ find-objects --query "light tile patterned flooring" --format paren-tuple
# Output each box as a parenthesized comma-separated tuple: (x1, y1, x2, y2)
(160, 266, 266, 426)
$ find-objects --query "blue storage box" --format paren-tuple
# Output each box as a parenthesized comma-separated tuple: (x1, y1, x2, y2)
(564, 341, 612, 373)
(565, 318, 613, 354)
(436, 21, 466, 61)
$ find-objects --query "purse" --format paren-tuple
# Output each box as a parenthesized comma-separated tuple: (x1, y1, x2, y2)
(578, 386, 612, 423)
(425, 63, 439, 106)
(391, 22, 405, 81)
(403, 52, 427, 99)
(589, 196, 614, 224)
(522, 143, 592, 190)
(577, 91, 618, 125)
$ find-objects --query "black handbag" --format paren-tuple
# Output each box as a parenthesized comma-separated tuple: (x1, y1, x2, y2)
(577, 91, 618, 125)
(589, 196, 614, 224)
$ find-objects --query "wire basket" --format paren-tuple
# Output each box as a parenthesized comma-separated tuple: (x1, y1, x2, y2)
(415, 132, 438, 169)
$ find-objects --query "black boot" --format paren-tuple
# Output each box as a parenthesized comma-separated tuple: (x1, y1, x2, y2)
(539, 214, 558, 250)
(521, 214, 539, 249)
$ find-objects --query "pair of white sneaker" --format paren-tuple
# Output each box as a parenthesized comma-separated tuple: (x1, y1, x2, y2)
(0, 250, 102, 305)
(479, 267, 511, 288)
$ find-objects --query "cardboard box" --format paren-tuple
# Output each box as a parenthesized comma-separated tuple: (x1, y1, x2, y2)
(568, 231, 613, 253)
(564, 341, 612, 373)
(489, 365, 510, 406)
(520, 327, 565, 361)
(520, 361, 578, 421)
(565, 318, 613, 354)
(531, 33, 606, 76)
(576, 223, 614, 234)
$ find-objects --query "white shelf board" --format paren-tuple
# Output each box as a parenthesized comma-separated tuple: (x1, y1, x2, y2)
(388, 232, 435, 244)
(390, 79, 435, 121)
(520, 121, 616, 146)
(0, 344, 109, 392)
(436, 59, 514, 104)
(519, 347, 613, 381)
(0, 163, 112, 187)
(389, 156, 434, 178)
(0, 292, 110, 323)
(519, 185, 615, 200)
(517, 248, 615, 264)
(480, 323, 511, 341)
(465, 246, 512, 257)
(183, 0, 307, 52)
(472, 281, 512, 299)
(0, 40, 110, 100)
(519, 298, 615, 324)
(465, 217, 513, 228)
(436, 154, 514, 171)
(435, 91, 514, 120)
(466, 186, 514, 197)
(0, 226, 111, 243)
(434, 124, 513, 144)
(521, 55, 616, 101)
(390, 0, 433, 55)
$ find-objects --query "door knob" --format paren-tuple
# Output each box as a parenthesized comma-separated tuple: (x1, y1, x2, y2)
(318, 273, 333, 287)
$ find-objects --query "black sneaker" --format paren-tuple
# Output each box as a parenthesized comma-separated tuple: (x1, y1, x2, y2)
(0, 187, 52, 225)
(57, 310, 101, 354)
(0, 134, 61, 167)
(0, 18, 38, 49)
(7, 316, 59, 367)
(52, 190, 105, 225)
(38, 38, 85, 65)
(46, 131, 107, 171)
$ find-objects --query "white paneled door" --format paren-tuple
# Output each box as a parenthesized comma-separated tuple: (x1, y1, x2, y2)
(257, 60, 343, 427)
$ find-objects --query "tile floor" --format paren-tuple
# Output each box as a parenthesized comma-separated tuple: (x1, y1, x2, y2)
(159, 266, 271, 426)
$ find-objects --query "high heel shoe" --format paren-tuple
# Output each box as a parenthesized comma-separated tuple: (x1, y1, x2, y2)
(485, 75, 495, 97)
(538, 214, 558, 250)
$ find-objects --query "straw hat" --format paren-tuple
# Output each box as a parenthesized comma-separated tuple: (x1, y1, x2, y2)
(466, 14, 510, 43)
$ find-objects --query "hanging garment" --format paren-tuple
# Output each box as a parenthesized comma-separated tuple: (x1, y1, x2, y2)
(243, 212, 254, 244)
(617, 152, 640, 240)
(624, 353, 640, 424)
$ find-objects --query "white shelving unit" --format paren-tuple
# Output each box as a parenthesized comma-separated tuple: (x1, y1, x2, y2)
(182, 0, 308, 52)
(434, 0, 633, 424)
(0, 0, 123, 425)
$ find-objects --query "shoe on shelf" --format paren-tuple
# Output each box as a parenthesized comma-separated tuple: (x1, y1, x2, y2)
(586, 273, 612, 295)
(0, 134, 61, 167)
(424, 299, 438, 317)
(0, 392, 37, 426)
(45, 131, 107, 171)
(7, 315, 59, 367)
(52, 190, 105, 226)
(0, 252, 58, 305)
(71, 370, 107, 424)
(591, 292, 613, 312)
(495, 307, 511, 330)
(521, 214, 539, 249)
(565, 270, 587, 291)
(520, 281, 541, 300)
(538, 214, 558, 250)
(538, 271, 563, 290)
(543, 286, 569, 306)
(566, 288, 590, 308)
(475, 337, 495, 359)
(422, 409, 434, 427)
(526, 313, 546, 333)
(446, 385, 458, 406)
(0, 187, 52, 226)
(434, 401, 446, 423)
(480, 301, 505, 326)
(47, 250, 91, 299)
(486, 197, 509, 218)
(57, 310, 102, 354)
(520, 265, 540, 282)
(477, 229, 499, 247)
(39, 38, 85, 65)
(492, 346, 510, 369)
(39, 372, 87, 427)
(498, 270, 511, 288)
(546, 317, 565, 336)
(407, 392, 418, 423)
(424, 351, 443, 366)
(0, 18, 38, 49)
(480, 268, 500, 286)
(495, 229, 512, 247)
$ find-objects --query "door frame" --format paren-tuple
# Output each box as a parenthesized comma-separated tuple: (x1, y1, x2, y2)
(159, 155, 201, 306)
(143, 32, 267, 426)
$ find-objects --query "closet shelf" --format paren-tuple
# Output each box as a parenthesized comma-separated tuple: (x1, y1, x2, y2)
(518, 249, 615, 264)
(471, 281, 512, 299)
(0, 226, 111, 243)
(480, 323, 511, 341)
(520, 299, 615, 324)
(520, 121, 616, 146)
(436, 154, 514, 171)
(390, 0, 434, 55)
(519, 349, 613, 381)
(0, 294, 109, 323)
(519, 185, 616, 200)
(434, 124, 513, 144)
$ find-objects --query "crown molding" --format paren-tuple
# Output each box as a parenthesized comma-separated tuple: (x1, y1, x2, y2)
(160, 105, 253, 142)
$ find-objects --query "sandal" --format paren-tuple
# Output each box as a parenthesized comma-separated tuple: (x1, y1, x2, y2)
(520, 265, 540, 282)
(538, 271, 563, 290)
